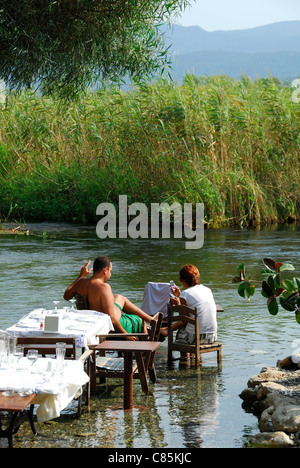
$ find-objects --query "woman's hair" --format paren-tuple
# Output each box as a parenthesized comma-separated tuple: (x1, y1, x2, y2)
(179, 264, 200, 287)
(93, 256, 111, 273)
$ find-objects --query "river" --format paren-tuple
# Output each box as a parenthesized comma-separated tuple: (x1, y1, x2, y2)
(0, 222, 299, 448)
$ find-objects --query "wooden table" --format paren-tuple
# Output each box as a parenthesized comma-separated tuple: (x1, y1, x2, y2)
(95, 341, 161, 410)
(0, 392, 36, 448)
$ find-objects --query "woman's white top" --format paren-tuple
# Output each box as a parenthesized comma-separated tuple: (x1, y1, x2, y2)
(180, 284, 217, 335)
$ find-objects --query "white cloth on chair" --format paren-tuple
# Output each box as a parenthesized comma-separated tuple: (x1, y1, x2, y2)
(141, 282, 171, 318)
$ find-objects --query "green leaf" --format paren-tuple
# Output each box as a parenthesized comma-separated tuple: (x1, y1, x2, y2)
(295, 309, 300, 325)
(267, 297, 279, 315)
(261, 280, 273, 298)
(267, 275, 275, 293)
(238, 282, 246, 298)
(280, 296, 296, 312)
(273, 273, 281, 288)
(293, 277, 300, 291)
(245, 283, 255, 299)
(282, 279, 296, 292)
(279, 263, 295, 272)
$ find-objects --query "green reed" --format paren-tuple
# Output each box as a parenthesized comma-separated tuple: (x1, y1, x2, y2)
(0, 75, 299, 226)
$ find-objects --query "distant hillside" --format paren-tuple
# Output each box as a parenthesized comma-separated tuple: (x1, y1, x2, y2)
(164, 21, 300, 54)
(169, 50, 300, 82)
(163, 21, 300, 82)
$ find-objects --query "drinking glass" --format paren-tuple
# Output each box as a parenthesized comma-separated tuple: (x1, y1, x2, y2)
(69, 298, 76, 312)
(14, 345, 24, 369)
(53, 301, 60, 311)
(19, 377, 34, 397)
(27, 349, 38, 368)
(56, 347, 66, 374)
(7, 335, 17, 357)
(3, 385, 16, 397)
(0, 336, 7, 365)
(14, 345, 24, 361)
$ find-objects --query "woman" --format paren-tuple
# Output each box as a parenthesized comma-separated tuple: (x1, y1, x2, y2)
(161, 264, 217, 346)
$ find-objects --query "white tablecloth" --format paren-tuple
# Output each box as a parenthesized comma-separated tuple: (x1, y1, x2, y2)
(0, 358, 89, 422)
(6, 309, 114, 348)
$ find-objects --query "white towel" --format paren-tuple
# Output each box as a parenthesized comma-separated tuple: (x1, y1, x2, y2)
(141, 282, 171, 318)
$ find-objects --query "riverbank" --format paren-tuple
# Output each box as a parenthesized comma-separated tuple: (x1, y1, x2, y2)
(0, 75, 299, 226)
(0, 225, 29, 236)
(240, 364, 300, 447)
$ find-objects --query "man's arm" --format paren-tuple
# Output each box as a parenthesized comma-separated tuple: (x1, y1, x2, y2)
(63, 261, 92, 300)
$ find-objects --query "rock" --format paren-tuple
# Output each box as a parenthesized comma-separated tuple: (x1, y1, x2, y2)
(257, 381, 289, 400)
(242, 366, 300, 446)
(239, 387, 257, 405)
(249, 432, 294, 448)
(248, 370, 285, 388)
(265, 393, 298, 409)
(272, 404, 300, 433)
(259, 406, 275, 432)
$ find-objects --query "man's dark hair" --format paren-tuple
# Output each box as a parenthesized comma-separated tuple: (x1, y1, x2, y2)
(93, 256, 111, 273)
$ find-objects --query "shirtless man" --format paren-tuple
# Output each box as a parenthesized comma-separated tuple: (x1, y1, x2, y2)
(63, 256, 153, 340)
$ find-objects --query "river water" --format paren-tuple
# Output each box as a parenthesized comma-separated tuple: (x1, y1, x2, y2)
(0, 223, 299, 448)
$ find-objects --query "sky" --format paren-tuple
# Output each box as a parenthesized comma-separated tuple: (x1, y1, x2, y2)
(176, 0, 300, 31)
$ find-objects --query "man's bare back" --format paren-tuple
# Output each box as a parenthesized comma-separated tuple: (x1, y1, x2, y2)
(69, 276, 116, 315)
(63, 257, 153, 336)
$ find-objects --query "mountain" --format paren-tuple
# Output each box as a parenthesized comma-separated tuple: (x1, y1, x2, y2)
(163, 21, 300, 82)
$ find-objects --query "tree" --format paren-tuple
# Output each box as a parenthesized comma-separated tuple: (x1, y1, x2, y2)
(0, 0, 191, 98)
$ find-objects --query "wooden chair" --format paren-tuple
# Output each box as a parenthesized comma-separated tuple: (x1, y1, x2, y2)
(16, 336, 90, 417)
(74, 293, 90, 310)
(89, 312, 163, 394)
(167, 304, 222, 366)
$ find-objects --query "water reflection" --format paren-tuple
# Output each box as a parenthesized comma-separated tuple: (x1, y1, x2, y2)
(0, 223, 299, 448)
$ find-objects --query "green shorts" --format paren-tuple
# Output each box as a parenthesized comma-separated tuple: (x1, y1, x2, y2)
(114, 303, 142, 333)
(116, 307, 142, 333)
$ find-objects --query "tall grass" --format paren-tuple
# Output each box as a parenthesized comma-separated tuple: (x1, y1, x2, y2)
(0, 75, 299, 226)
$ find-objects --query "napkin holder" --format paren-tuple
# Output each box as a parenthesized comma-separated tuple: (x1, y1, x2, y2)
(44, 314, 60, 333)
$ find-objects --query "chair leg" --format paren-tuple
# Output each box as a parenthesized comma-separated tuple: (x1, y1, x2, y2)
(148, 365, 157, 383)
(167, 349, 173, 365)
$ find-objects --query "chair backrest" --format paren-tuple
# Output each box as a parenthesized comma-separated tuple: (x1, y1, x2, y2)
(167, 304, 199, 336)
(148, 312, 163, 341)
(74, 293, 90, 310)
(16, 336, 77, 359)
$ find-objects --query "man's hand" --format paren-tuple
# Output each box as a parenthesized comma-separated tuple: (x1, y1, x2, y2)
(125, 335, 139, 341)
(80, 261, 93, 278)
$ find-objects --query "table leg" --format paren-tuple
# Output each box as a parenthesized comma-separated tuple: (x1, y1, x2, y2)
(123, 352, 133, 410)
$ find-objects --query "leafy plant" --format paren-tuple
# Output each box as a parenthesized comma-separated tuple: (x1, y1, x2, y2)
(233, 258, 300, 323)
